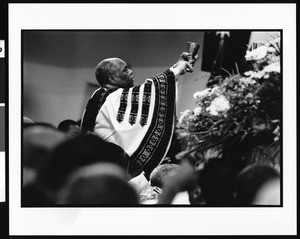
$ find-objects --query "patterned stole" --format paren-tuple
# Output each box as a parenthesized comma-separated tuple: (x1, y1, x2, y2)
(140, 81, 152, 126)
(117, 88, 129, 123)
(129, 86, 140, 125)
(129, 70, 176, 176)
(117, 83, 152, 127)
(81, 87, 116, 133)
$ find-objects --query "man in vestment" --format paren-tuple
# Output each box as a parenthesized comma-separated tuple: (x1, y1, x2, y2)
(81, 52, 195, 179)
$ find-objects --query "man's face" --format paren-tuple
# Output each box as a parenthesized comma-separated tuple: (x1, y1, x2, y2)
(111, 58, 134, 88)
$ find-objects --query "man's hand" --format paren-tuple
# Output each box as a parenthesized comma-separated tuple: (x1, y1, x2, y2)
(172, 52, 198, 75)
(172, 60, 193, 75)
(179, 52, 198, 65)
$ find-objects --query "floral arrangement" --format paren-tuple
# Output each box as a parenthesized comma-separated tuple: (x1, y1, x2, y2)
(177, 37, 281, 169)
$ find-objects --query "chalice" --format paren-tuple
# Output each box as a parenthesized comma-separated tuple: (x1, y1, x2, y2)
(187, 41, 200, 65)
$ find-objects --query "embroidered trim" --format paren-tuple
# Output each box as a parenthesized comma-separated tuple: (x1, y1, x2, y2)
(129, 86, 140, 125)
(81, 88, 106, 133)
(81, 88, 117, 133)
(99, 89, 115, 110)
(130, 70, 176, 175)
(117, 88, 129, 123)
(140, 81, 152, 127)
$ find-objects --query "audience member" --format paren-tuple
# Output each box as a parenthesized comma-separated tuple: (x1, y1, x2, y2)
(23, 123, 66, 169)
(56, 162, 138, 205)
(252, 177, 280, 205)
(197, 157, 238, 206)
(22, 120, 281, 206)
(150, 163, 181, 189)
(23, 167, 36, 187)
(22, 180, 52, 206)
(136, 163, 181, 204)
(36, 134, 130, 203)
(158, 153, 239, 205)
(187, 169, 206, 205)
(158, 160, 196, 204)
(235, 164, 280, 206)
(22, 123, 68, 205)
(23, 116, 35, 126)
(58, 119, 80, 137)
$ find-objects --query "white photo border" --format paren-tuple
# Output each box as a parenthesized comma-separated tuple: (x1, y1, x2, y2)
(9, 3, 297, 236)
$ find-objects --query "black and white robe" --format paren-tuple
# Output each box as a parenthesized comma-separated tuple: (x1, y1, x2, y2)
(81, 69, 178, 177)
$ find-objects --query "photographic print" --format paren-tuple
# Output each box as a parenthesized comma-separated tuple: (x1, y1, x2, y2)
(8, 3, 297, 236)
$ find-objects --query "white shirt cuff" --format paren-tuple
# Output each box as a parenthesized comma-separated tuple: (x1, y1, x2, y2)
(169, 67, 181, 78)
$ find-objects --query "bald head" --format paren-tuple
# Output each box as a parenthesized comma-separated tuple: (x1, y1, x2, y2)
(95, 58, 134, 89)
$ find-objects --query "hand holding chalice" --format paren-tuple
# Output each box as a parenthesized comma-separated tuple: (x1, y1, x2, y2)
(186, 41, 199, 72)
(173, 42, 200, 75)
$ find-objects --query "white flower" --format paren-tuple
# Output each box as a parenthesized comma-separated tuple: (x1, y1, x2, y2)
(263, 62, 280, 73)
(207, 95, 230, 116)
(245, 45, 268, 61)
(181, 109, 191, 116)
(240, 77, 256, 85)
(244, 61, 280, 80)
(211, 86, 220, 94)
(193, 107, 202, 115)
(273, 125, 280, 141)
(244, 71, 264, 79)
(193, 88, 210, 100)
(178, 109, 191, 123)
(271, 55, 280, 63)
(206, 107, 218, 116)
(246, 93, 254, 98)
(267, 46, 276, 53)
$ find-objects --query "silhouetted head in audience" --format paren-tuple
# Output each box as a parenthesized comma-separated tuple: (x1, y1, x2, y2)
(149, 163, 181, 189)
(36, 134, 129, 202)
(22, 180, 53, 206)
(23, 123, 66, 170)
(235, 164, 280, 206)
(58, 119, 80, 137)
(23, 116, 35, 126)
(252, 177, 280, 205)
(197, 157, 238, 206)
(56, 162, 138, 205)
(23, 123, 67, 206)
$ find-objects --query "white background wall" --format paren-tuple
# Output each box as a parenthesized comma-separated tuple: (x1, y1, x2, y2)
(23, 31, 208, 126)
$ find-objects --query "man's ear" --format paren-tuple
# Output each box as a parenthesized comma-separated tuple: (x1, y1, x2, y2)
(108, 75, 116, 85)
(193, 186, 202, 199)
